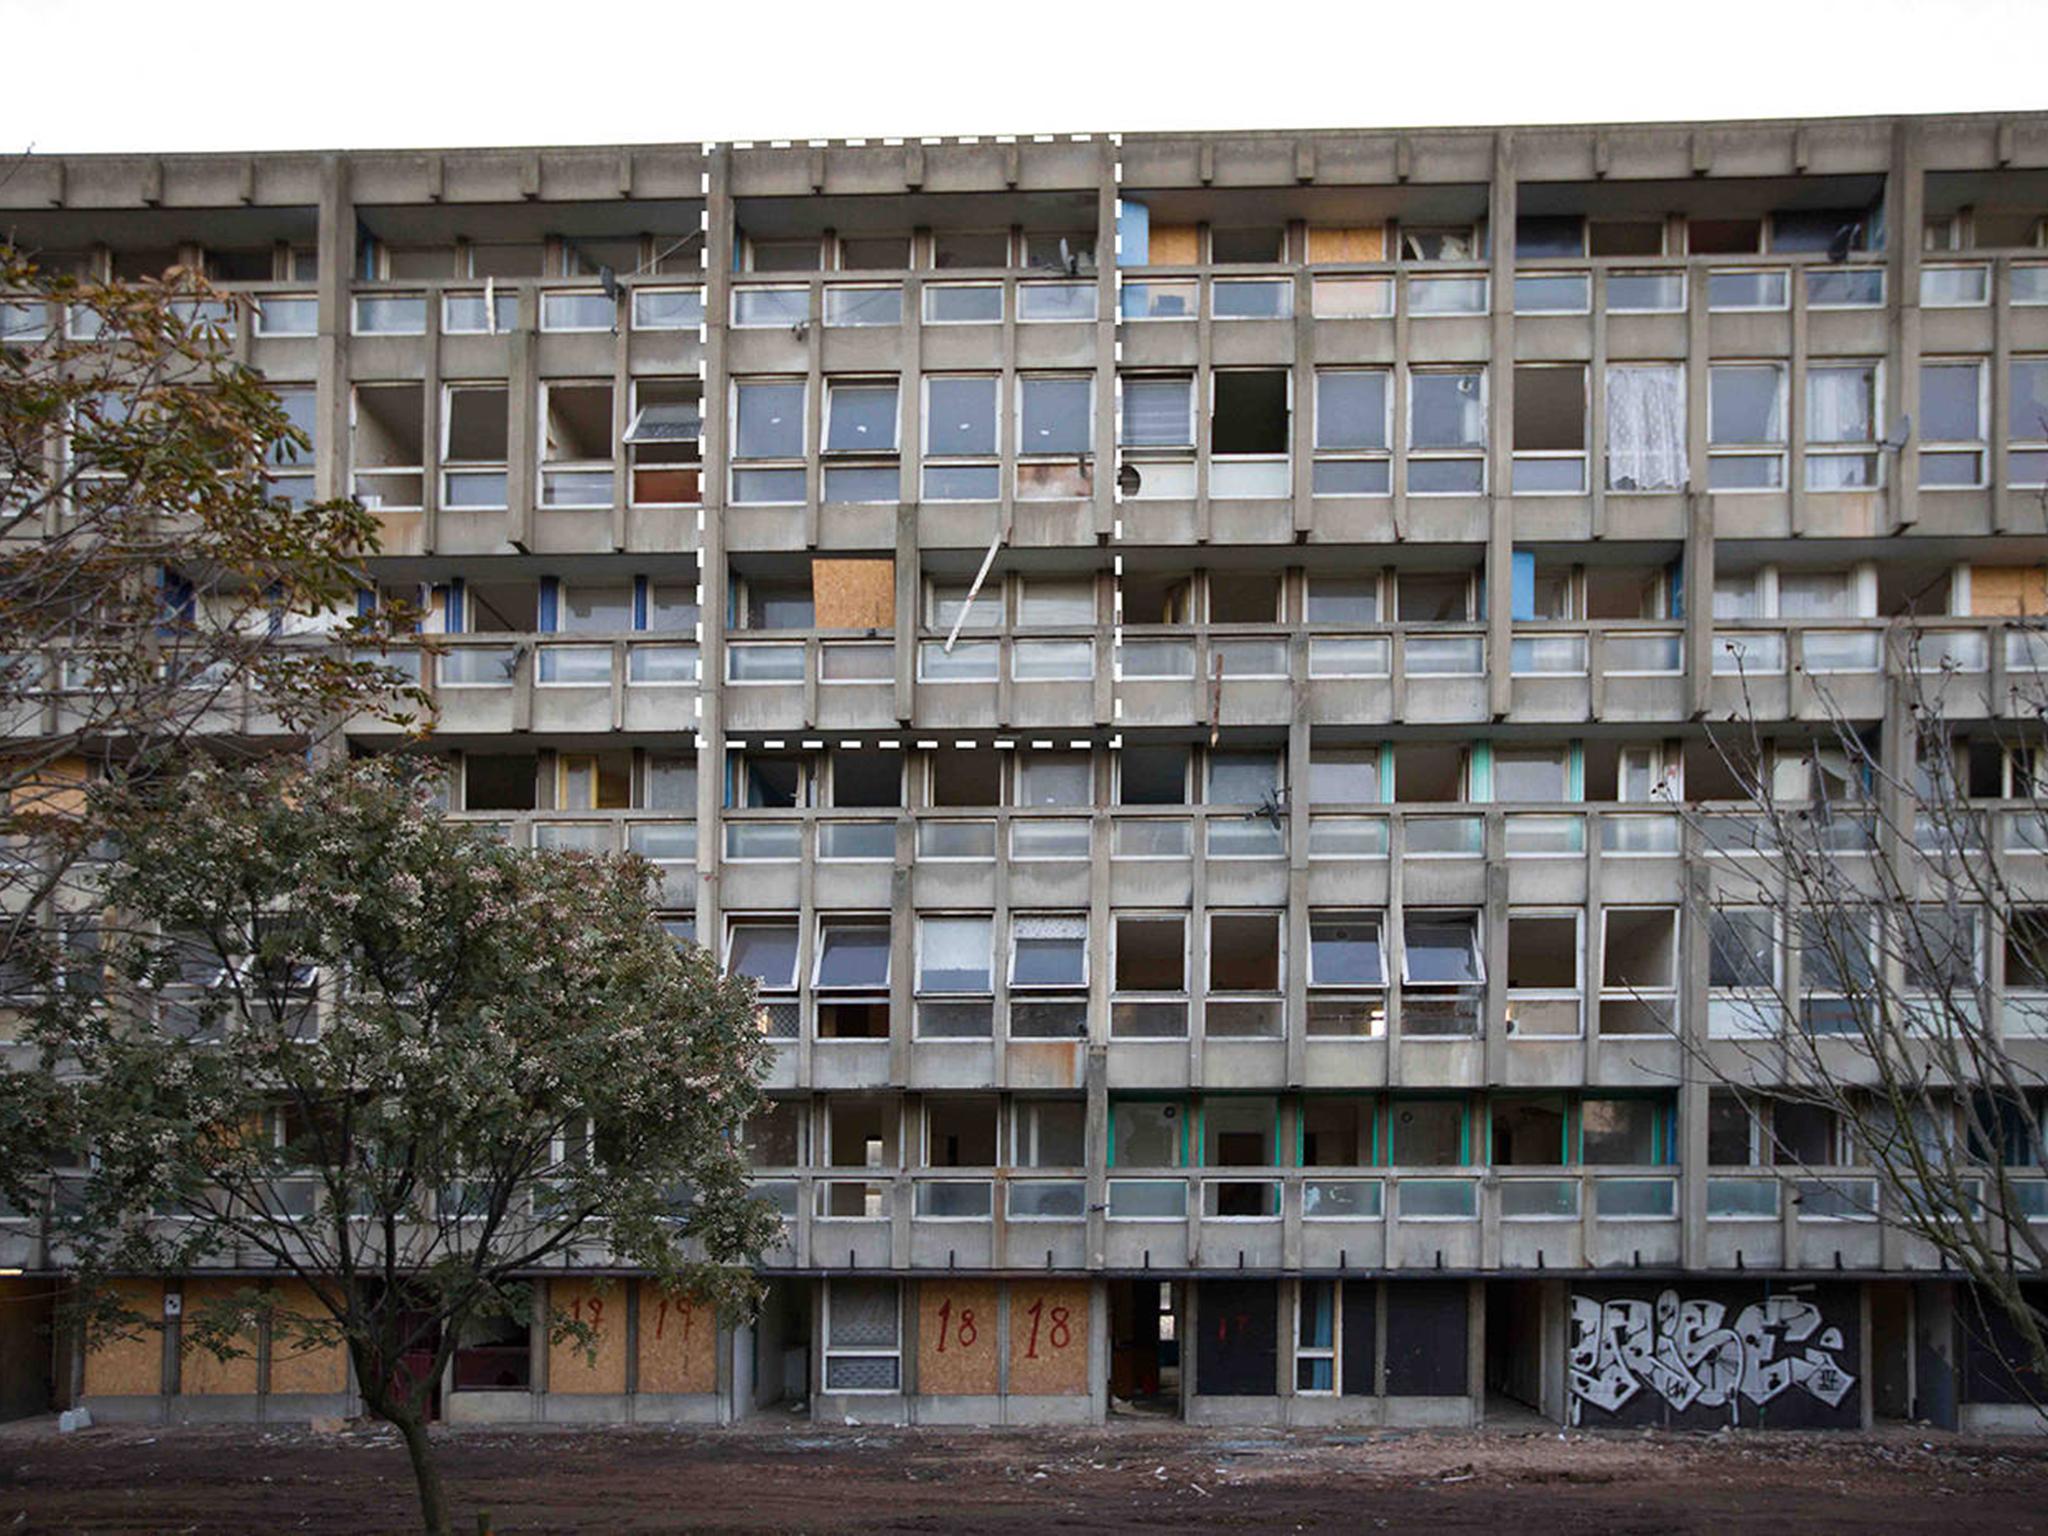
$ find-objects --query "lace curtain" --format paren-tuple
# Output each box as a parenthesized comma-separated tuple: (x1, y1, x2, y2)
(1606, 365, 1689, 490)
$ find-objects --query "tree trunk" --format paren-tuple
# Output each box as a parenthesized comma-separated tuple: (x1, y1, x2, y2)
(393, 1408, 452, 1536)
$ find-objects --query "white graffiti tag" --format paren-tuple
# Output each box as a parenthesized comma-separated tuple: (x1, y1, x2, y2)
(1569, 1291, 1856, 1422)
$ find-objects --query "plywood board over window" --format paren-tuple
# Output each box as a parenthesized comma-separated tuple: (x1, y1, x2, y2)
(1308, 226, 1387, 263)
(916, 1279, 999, 1395)
(813, 558, 896, 631)
(1007, 1280, 1090, 1395)
(1971, 565, 2048, 616)
(180, 1278, 261, 1395)
(1148, 225, 1201, 267)
(637, 1283, 717, 1394)
(547, 1279, 625, 1395)
(82, 1278, 164, 1397)
(8, 755, 88, 818)
(267, 1279, 348, 1395)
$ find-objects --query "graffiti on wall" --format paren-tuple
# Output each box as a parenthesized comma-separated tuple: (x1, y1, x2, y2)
(1569, 1290, 1856, 1422)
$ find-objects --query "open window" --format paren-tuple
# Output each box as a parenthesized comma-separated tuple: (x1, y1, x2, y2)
(1392, 744, 1467, 803)
(1210, 370, 1290, 497)
(540, 382, 615, 509)
(1511, 365, 1587, 494)
(1112, 913, 1188, 1038)
(1013, 1100, 1086, 1167)
(1117, 745, 1190, 806)
(929, 749, 1002, 808)
(555, 751, 630, 810)
(1602, 908, 1679, 1034)
(1301, 1098, 1374, 1166)
(915, 915, 992, 1039)
(1505, 912, 1581, 1038)
(441, 385, 509, 511)
(814, 918, 891, 1039)
(924, 1098, 997, 1168)
(624, 379, 702, 506)
(462, 753, 537, 812)
(1386, 1098, 1467, 1165)
(1207, 911, 1282, 1038)
(1204, 1097, 1280, 1216)
(350, 384, 424, 510)
(1307, 912, 1386, 1038)
(727, 918, 800, 1039)
(1400, 911, 1483, 1037)
(1010, 913, 1087, 992)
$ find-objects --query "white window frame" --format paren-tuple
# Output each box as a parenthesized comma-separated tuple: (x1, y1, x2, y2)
(725, 917, 800, 993)
(1919, 356, 1989, 491)
(915, 913, 993, 996)
(822, 1279, 902, 1396)
(1707, 360, 1789, 493)
(1008, 912, 1088, 991)
(812, 916, 892, 992)
(1405, 366, 1488, 495)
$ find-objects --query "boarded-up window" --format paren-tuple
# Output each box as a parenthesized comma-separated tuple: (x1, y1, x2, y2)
(1383, 1280, 1468, 1396)
(1148, 225, 1201, 267)
(813, 558, 895, 630)
(1196, 1279, 1277, 1396)
(1307, 226, 1387, 263)
(1972, 565, 2048, 617)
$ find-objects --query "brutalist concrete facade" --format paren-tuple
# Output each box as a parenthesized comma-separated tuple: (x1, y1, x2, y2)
(8, 112, 2048, 1432)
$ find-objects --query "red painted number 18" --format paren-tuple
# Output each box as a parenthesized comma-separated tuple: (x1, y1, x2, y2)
(1022, 1299, 1072, 1359)
(935, 1297, 978, 1352)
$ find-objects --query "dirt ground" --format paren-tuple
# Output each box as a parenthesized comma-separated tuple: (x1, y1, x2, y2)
(3, 1416, 2047, 1535)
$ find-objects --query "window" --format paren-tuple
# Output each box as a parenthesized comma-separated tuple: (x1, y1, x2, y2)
(632, 287, 704, 331)
(1314, 370, 1391, 496)
(922, 375, 999, 500)
(1493, 747, 1569, 803)
(1306, 576, 1381, 625)
(924, 284, 1002, 324)
(1799, 910, 1877, 1035)
(1018, 577, 1095, 627)
(1387, 1100, 1466, 1165)
(624, 380, 702, 506)
(1118, 744, 1190, 805)
(1308, 750, 1381, 804)
(1806, 363, 1880, 490)
(1207, 751, 1280, 806)
(1210, 371, 1290, 497)
(932, 230, 1010, 269)
(814, 920, 890, 990)
(1121, 375, 1194, 448)
(1505, 913, 1581, 1038)
(2011, 358, 2048, 488)
(1018, 375, 1092, 455)
(1708, 363, 1787, 490)
(1309, 913, 1386, 988)
(1602, 908, 1679, 1035)
(1111, 1099, 1185, 1167)
(733, 380, 805, 460)
(916, 915, 991, 995)
(1112, 915, 1188, 1038)
(1605, 364, 1688, 491)
(1401, 912, 1483, 1037)
(1581, 1098, 1668, 1165)
(727, 921, 799, 991)
(1011, 914, 1086, 989)
(1507, 365, 1587, 494)
(1920, 360, 1986, 489)
(1407, 370, 1485, 494)
(824, 1279, 901, 1393)
(1707, 268, 1789, 311)
(1708, 1090, 1761, 1166)
(1208, 912, 1282, 1037)
(1016, 752, 1091, 808)
(351, 383, 425, 511)
(539, 290, 614, 333)
(537, 381, 614, 509)
(1013, 1101, 1086, 1167)
(824, 379, 899, 454)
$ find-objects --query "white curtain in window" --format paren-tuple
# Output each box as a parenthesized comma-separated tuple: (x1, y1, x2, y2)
(1807, 366, 1874, 445)
(918, 917, 991, 992)
(1605, 365, 1689, 490)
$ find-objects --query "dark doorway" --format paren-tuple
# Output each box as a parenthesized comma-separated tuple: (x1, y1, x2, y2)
(1109, 1279, 1180, 1415)
(1485, 1278, 1550, 1421)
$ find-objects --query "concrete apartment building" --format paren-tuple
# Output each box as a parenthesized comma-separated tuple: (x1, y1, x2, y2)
(5, 110, 2048, 1433)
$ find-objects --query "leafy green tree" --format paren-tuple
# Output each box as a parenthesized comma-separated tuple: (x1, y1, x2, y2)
(27, 759, 778, 1536)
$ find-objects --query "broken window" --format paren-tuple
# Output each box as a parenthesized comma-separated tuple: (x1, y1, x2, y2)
(1112, 914, 1188, 1038)
(1506, 912, 1581, 1038)
(1118, 745, 1190, 805)
(624, 379, 702, 506)
(1920, 359, 1987, 488)
(1708, 1091, 1760, 1166)
(462, 754, 536, 812)
(1111, 1099, 1185, 1166)
(351, 383, 424, 511)
(1799, 910, 1878, 1035)
(1387, 1099, 1465, 1165)
(1581, 1098, 1667, 1165)
(1207, 750, 1281, 806)
(1208, 912, 1282, 1037)
(1013, 1100, 1086, 1167)
(441, 385, 508, 510)
(1602, 908, 1678, 1035)
(538, 381, 615, 509)
(930, 749, 1001, 807)
(1204, 1096, 1278, 1167)
(1408, 370, 1485, 494)
(559, 583, 632, 634)
(1313, 369, 1391, 496)
(1211, 371, 1290, 496)
(1301, 1099, 1374, 1166)
(1400, 226, 1477, 262)
(747, 1099, 806, 1168)
(2006, 909, 2048, 991)
(1589, 220, 1666, 257)
(1210, 227, 1286, 263)
(1392, 744, 1466, 803)
(1208, 570, 1281, 624)
(1492, 1095, 1569, 1165)
(1515, 216, 1584, 258)
(1307, 575, 1381, 624)
(1605, 364, 1688, 492)
(1772, 1101, 1841, 1167)
(735, 752, 808, 808)
(1585, 565, 1670, 620)
(1708, 363, 1787, 491)
(1806, 362, 1880, 490)
(1687, 218, 1763, 256)
(925, 1098, 997, 1167)
(1511, 365, 1586, 494)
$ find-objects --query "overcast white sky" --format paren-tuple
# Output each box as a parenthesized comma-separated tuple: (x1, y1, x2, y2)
(2, 0, 2043, 154)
